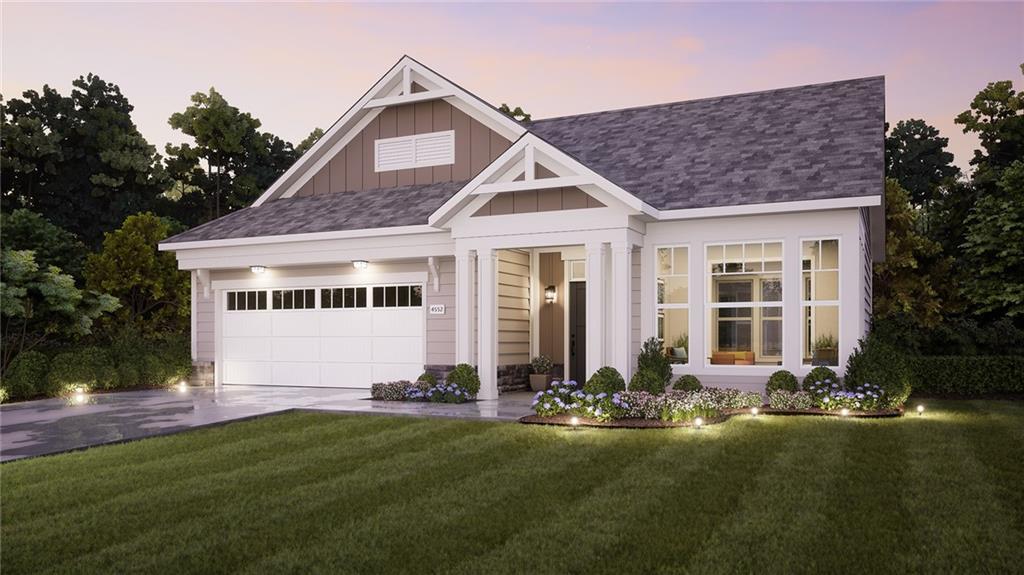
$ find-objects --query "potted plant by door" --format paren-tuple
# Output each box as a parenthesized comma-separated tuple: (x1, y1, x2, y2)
(529, 355, 553, 391)
(812, 334, 838, 366)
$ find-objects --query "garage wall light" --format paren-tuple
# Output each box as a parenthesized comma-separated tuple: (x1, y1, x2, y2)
(353, 260, 369, 270)
(544, 285, 556, 303)
(250, 265, 266, 274)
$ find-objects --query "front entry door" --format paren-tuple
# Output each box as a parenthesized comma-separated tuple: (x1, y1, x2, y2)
(569, 281, 587, 383)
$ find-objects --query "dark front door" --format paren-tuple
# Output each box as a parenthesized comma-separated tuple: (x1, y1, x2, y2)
(569, 281, 586, 383)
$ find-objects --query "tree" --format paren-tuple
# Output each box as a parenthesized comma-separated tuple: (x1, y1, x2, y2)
(955, 63, 1024, 194)
(1, 75, 168, 247)
(498, 103, 531, 122)
(885, 119, 959, 207)
(1, 249, 119, 373)
(960, 160, 1024, 317)
(0, 209, 87, 281)
(84, 213, 190, 335)
(872, 180, 949, 328)
(296, 127, 324, 155)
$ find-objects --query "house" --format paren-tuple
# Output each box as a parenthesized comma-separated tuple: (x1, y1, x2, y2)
(160, 56, 885, 398)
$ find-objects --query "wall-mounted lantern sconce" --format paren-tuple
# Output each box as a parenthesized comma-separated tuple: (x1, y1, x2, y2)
(250, 265, 266, 274)
(544, 285, 557, 303)
(352, 260, 369, 270)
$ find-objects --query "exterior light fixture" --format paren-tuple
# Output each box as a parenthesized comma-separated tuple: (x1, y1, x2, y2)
(250, 265, 266, 274)
(569, 416, 580, 429)
(544, 285, 557, 303)
(352, 260, 369, 270)
(917, 404, 924, 416)
(73, 387, 87, 405)
(840, 408, 850, 417)
(177, 381, 188, 393)
(693, 417, 704, 429)
(751, 407, 759, 417)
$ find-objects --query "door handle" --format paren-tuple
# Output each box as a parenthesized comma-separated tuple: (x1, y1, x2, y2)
(570, 334, 576, 356)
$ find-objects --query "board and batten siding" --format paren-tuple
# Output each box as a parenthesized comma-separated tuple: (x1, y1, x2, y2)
(295, 100, 510, 197)
(497, 249, 531, 365)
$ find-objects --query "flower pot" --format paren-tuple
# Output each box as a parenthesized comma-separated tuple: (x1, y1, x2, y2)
(529, 374, 551, 392)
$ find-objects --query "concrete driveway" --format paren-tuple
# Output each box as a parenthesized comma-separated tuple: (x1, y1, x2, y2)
(0, 386, 535, 462)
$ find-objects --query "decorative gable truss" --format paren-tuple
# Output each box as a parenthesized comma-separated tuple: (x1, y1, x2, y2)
(428, 133, 659, 231)
(253, 56, 526, 206)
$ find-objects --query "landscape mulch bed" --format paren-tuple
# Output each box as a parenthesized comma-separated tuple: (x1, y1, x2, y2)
(519, 406, 902, 428)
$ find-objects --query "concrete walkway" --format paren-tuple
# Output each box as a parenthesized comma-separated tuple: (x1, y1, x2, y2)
(0, 386, 535, 462)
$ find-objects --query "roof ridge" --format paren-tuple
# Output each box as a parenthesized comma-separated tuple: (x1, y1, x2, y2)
(530, 75, 884, 125)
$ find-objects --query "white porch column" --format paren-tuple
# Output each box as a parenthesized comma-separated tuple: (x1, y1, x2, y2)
(477, 248, 499, 400)
(455, 250, 476, 365)
(611, 241, 633, 380)
(585, 241, 607, 379)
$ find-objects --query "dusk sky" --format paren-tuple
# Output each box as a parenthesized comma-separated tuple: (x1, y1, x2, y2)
(3, 2, 1022, 174)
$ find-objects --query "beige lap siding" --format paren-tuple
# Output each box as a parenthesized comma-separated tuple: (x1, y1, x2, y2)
(497, 250, 531, 365)
(194, 280, 215, 362)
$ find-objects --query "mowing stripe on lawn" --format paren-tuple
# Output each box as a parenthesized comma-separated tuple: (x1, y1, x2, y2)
(896, 401, 1024, 571)
(1, 413, 427, 528)
(239, 426, 645, 573)
(1, 412, 389, 522)
(49, 419, 528, 574)
(455, 416, 796, 574)
(3, 415, 479, 573)
(681, 416, 853, 574)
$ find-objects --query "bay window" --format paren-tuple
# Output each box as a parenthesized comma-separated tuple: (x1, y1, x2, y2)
(656, 246, 689, 364)
(706, 242, 783, 366)
(802, 239, 840, 366)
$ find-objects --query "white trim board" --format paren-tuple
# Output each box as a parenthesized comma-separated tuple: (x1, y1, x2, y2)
(657, 196, 880, 221)
(160, 225, 442, 251)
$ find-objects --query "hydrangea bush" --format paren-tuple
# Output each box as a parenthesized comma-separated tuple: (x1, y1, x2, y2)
(804, 379, 887, 411)
(407, 382, 473, 403)
(530, 380, 629, 422)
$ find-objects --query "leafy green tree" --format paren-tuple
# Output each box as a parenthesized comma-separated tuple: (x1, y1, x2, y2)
(84, 213, 190, 335)
(498, 103, 531, 122)
(885, 119, 959, 207)
(872, 180, 949, 328)
(296, 127, 324, 155)
(955, 63, 1024, 194)
(960, 160, 1024, 317)
(1, 249, 118, 373)
(1, 75, 168, 247)
(0, 209, 87, 280)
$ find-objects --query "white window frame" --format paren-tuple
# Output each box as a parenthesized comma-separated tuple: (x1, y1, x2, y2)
(225, 290, 268, 312)
(654, 244, 690, 354)
(270, 288, 317, 311)
(704, 240, 785, 367)
(320, 286, 370, 310)
(374, 130, 455, 172)
(800, 237, 841, 366)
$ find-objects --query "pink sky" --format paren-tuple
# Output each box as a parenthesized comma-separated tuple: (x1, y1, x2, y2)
(3, 2, 1021, 174)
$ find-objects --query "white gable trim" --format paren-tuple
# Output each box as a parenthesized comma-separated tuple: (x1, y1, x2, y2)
(252, 56, 526, 207)
(428, 133, 658, 228)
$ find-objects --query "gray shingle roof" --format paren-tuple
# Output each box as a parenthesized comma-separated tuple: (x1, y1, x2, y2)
(528, 76, 884, 211)
(163, 180, 467, 243)
(164, 77, 884, 244)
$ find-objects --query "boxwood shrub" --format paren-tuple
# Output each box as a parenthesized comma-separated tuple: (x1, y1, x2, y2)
(908, 356, 1024, 396)
(672, 374, 702, 392)
(802, 366, 838, 390)
(629, 369, 665, 394)
(417, 372, 438, 386)
(766, 369, 798, 393)
(844, 334, 911, 408)
(446, 363, 480, 396)
(584, 366, 625, 395)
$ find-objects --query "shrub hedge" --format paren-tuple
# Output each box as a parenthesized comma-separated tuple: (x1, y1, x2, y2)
(908, 356, 1024, 396)
(0, 336, 191, 403)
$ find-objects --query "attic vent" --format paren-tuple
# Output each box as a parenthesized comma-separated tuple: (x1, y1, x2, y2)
(375, 130, 454, 172)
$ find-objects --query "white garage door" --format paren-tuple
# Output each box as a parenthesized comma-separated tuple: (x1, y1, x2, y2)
(220, 284, 424, 388)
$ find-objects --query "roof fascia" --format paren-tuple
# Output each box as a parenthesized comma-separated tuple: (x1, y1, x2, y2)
(158, 224, 442, 251)
(656, 195, 882, 221)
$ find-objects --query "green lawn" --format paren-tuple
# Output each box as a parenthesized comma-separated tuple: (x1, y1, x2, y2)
(3, 400, 1023, 574)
